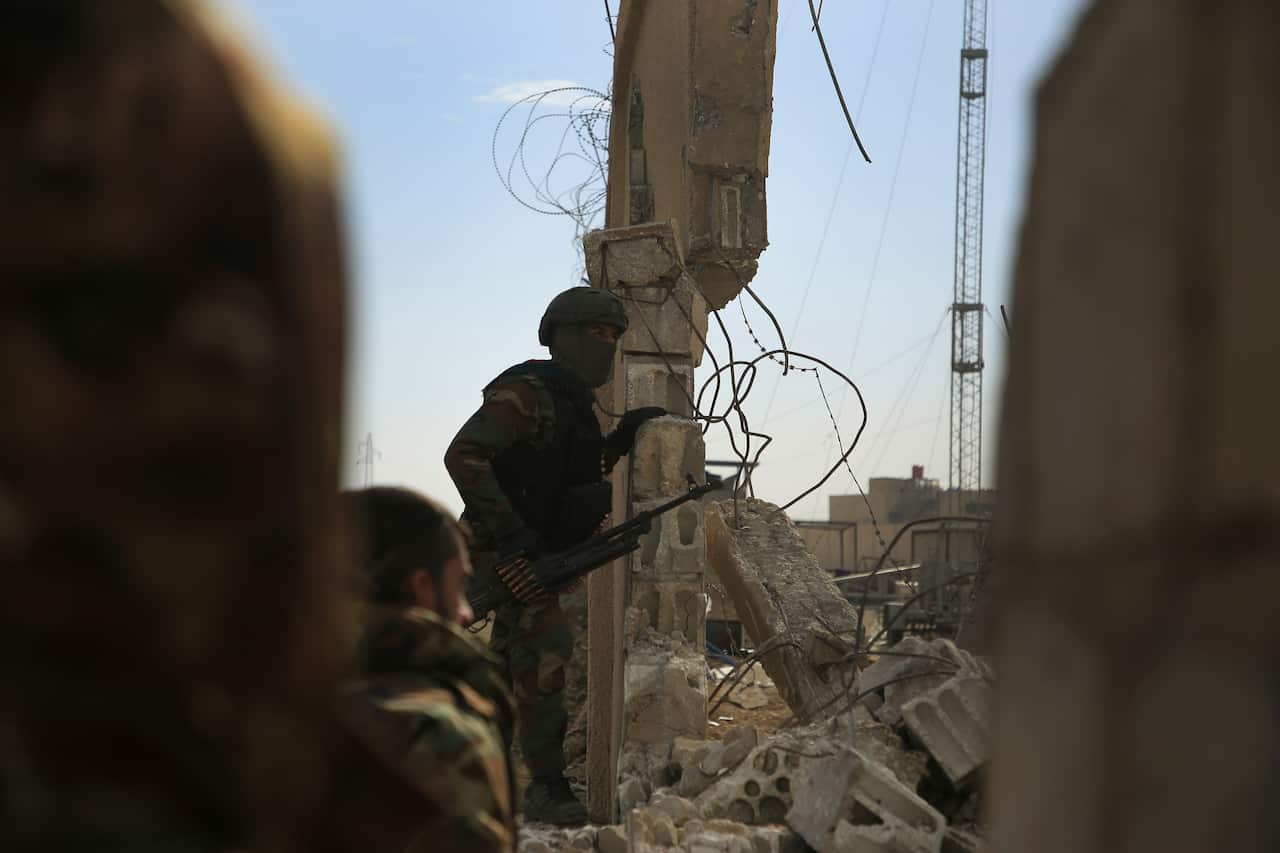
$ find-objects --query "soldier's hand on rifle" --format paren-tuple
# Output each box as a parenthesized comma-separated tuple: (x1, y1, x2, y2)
(606, 406, 667, 456)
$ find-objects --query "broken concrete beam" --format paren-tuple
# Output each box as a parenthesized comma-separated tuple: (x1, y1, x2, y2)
(901, 674, 993, 789)
(705, 498, 860, 721)
(630, 417, 706, 503)
(788, 748, 945, 853)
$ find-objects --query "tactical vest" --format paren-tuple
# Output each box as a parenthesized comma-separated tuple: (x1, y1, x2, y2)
(486, 360, 607, 551)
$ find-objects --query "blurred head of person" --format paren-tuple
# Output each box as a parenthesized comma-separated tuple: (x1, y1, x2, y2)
(344, 487, 473, 626)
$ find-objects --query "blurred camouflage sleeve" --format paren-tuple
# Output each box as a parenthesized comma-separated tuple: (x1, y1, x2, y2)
(444, 375, 554, 542)
(339, 688, 515, 852)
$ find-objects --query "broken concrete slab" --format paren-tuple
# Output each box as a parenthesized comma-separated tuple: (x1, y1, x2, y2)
(901, 674, 993, 789)
(859, 638, 985, 729)
(705, 498, 861, 722)
(782, 744, 859, 852)
(673, 725, 762, 798)
(788, 748, 946, 853)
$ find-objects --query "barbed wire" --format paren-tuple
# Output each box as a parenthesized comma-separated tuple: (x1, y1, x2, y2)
(490, 85, 611, 275)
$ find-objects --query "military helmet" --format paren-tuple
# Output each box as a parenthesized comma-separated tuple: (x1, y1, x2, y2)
(538, 286, 629, 346)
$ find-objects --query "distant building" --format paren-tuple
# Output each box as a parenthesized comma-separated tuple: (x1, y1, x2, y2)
(795, 466, 994, 573)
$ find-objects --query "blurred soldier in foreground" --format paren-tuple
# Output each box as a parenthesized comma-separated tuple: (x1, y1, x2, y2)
(0, 1, 352, 850)
(338, 487, 517, 852)
(444, 287, 664, 824)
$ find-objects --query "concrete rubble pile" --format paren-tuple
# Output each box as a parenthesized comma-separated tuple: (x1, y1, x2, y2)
(522, 632, 995, 852)
(525, 494, 995, 851)
(519, 676, 988, 845)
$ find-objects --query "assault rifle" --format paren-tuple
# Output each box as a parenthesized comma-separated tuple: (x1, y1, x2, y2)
(468, 475, 721, 615)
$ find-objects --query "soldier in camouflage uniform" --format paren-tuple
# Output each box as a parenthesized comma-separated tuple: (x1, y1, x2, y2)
(444, 287, 665, 824)
(0, 1, 352, 850)
(339, 487, 517, 853)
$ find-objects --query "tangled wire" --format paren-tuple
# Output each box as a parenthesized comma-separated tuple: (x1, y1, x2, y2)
(491, 85, 611, 271)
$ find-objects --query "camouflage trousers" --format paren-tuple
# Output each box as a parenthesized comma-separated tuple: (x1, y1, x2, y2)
(488, 593, 572, 779)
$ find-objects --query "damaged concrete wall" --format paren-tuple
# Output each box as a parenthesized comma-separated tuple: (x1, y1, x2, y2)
(989, 2, 1280, 852)
(704, 497, 860, 721)
(586, 0, 780, 823)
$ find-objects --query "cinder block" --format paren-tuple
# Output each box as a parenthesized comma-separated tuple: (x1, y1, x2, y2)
(632, 582, 706, 644)
(787, 746, 944, 853)
(616, 273, 708, 362)
(624, 357, 697, 420)
(901, 674, 993, 788)
(630, 417, 704, 501)
(632, 495, 706, 581)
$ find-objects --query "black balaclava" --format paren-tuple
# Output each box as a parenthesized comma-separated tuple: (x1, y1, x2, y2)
(550, 323, 618, 388)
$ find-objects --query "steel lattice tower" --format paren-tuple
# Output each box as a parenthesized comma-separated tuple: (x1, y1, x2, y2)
(949, 0, 989, 494)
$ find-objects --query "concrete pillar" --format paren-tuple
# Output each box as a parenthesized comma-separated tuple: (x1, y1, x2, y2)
(586, 0, 779, 822)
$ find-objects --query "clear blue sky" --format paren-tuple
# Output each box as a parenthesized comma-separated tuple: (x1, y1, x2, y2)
(235, 0, 1088, 519)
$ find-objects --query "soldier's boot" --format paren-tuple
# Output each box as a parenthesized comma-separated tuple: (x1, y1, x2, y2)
(523, 774, 588, 826)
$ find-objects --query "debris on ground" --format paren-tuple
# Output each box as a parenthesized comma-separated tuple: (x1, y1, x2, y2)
(519, 631, 994, 851)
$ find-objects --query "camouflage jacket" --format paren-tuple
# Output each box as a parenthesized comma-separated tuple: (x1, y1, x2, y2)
(337, 607, 517, 853)
(444, 360, 621, 549)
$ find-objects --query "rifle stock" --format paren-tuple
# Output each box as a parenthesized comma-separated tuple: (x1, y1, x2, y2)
(468, 475, 720, 615)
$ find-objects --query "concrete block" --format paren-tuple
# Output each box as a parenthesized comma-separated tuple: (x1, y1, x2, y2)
(782, 746, 857, 852)
(901, 674, 993, 788)
(616, 273, 709, 362)
(623, 356, 696, 418)
(674, 725, 761, 798)
(630, 417, 705, 502)
(624, 647, 707, 743)
(862, 638, 983, 729)
(854, 720, 930, 792)
(632, 581, 706, 643)
(696, 739, 804, 825)
(584, 221, 684, 290)
(788, 748, 944, 853)
(632, 496, 706, 581)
